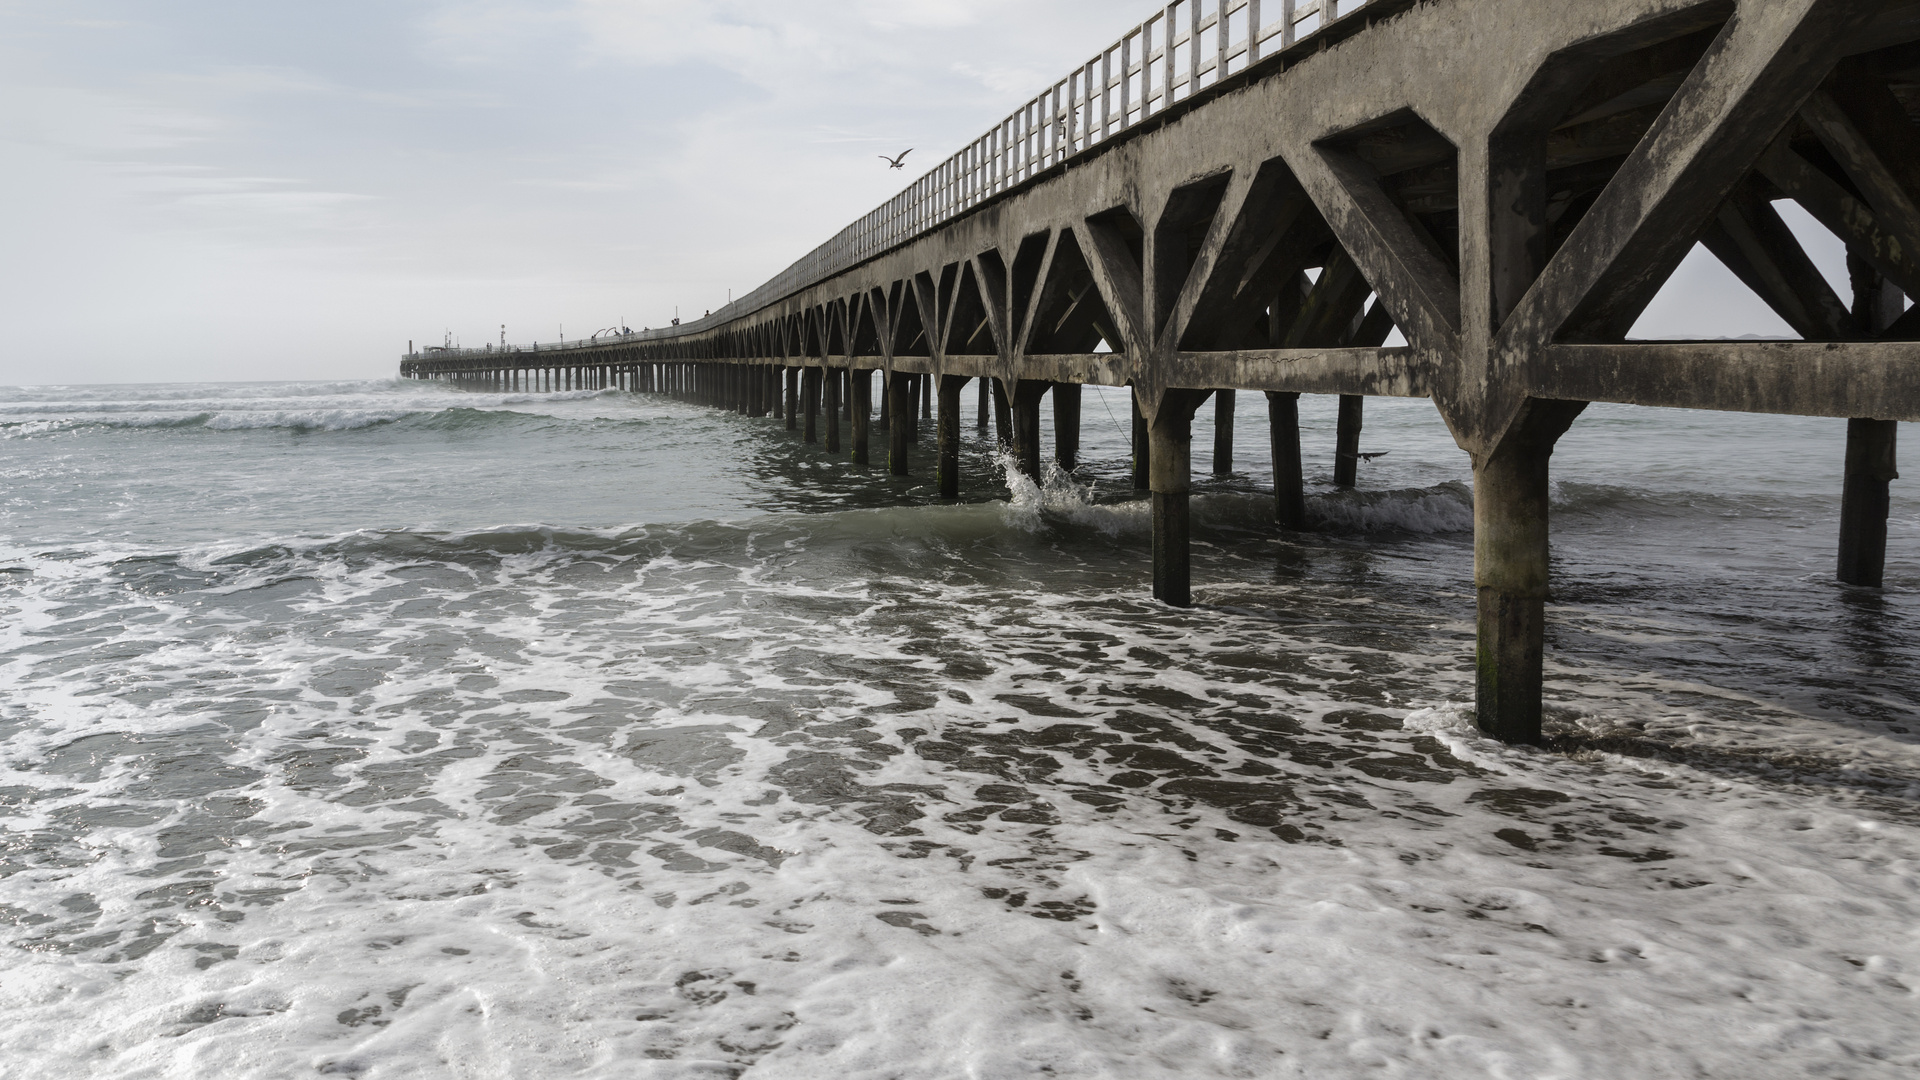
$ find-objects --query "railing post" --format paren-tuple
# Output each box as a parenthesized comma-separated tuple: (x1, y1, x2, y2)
(1190, 0, 1204, 87)
(1164, 5, 1179, 105)
(1218, 0, 1230, 74)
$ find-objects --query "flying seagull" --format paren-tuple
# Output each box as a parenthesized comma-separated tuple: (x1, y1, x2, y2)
(881, 149, 913, 169)
(1358, 451, 1391, 462)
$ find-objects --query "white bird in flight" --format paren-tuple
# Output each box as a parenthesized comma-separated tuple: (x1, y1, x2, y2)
(880, 149, 913, 169)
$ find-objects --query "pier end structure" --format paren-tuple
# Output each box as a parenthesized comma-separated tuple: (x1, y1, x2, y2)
(404, 0, 1920, 744)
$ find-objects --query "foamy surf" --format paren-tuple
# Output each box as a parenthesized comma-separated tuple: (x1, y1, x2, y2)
(0, 381, 1915, 1078)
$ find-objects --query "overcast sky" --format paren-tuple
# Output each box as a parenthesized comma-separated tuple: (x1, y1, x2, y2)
(0, 0, 1841, 386)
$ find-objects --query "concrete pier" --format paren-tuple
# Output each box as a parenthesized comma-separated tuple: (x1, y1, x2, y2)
(404, 0, 1920, 744)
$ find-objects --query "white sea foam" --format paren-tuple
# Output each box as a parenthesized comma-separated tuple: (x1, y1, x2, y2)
(1, 387, 1916, 1078)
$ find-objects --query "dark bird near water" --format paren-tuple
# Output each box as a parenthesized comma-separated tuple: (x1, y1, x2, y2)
(880, 149, 913, 169)
(1358, 451, 1391, 462)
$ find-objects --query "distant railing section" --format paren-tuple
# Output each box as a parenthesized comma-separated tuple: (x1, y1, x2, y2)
(409, 0, 1383, 363)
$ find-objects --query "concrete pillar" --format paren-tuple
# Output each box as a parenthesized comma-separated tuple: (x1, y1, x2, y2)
(906, 375, 922, 444)
(1150, 390, 1210, 607)
(852, 370, 873, 465)
(992, 378, 1012, 447)
(1840, 420, 1899, 587)
(888, 372, 912, 476)
(1473, 402, 1583, 745)
(802, 367, 821, 444)
(1334, 395, 1364, 487)
(823, 365, 842, 453)
(1053, 382, 1082, 472)
(938, 375, 967, 498)
(1212, 389, 1236, 475)
(922, 371, 933, 420)
(1841, 254, 1904, 587)
(786, 368, 800, 431)
(1011, 381, 1048, 479)
(1131, 391, 1151, 490)
(978, 377, 991, 431)
(1267, 392, 1307, 530)
(843, 369, 855, 422)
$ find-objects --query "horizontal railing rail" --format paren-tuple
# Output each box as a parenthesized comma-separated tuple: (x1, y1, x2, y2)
(407, 0, 1385, 363)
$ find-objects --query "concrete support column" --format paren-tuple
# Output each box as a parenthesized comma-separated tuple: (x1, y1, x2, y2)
(938, 375, 968, 499)
(906, 375, 923, 444)
(992, 378, 1012, 447)
(978, 377, 991, 431)
(922, 372, 933, 421)
(1053, 382, 1082, 472)
(1841, 255, 1904, 587)
(1131, 391, 1151, 491)
(802, 367, 821, 444)
(1473, 402, 1583, 744)
(1150, 390, 1210, 607)
(1267, 392, 1308, 530)
(785, 368, 800, 431)
(1011, 381, 1049, 479)
(887, 373, 912, 476)
(1212, 389, 1236, 475)
(843, 369, 855, 422)
(1334, 395, 1364, 488)
(823, 366, 842, 453)
(1840, 420, 1899, 586)
(851, 370, 873, 466)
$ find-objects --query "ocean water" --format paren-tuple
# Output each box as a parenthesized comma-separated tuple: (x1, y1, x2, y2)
(0, 379, 1916, 1079)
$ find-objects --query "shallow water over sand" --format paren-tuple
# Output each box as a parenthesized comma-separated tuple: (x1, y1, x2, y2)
(1, 381, 1916, 1077)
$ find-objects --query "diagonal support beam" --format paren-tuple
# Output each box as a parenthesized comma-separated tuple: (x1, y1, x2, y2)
(1311, 146, 1462, 353)
(1502, 0, 1884, 347)
(1700, 179, 1859, 340)
(1756, 134, 1920, 301)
